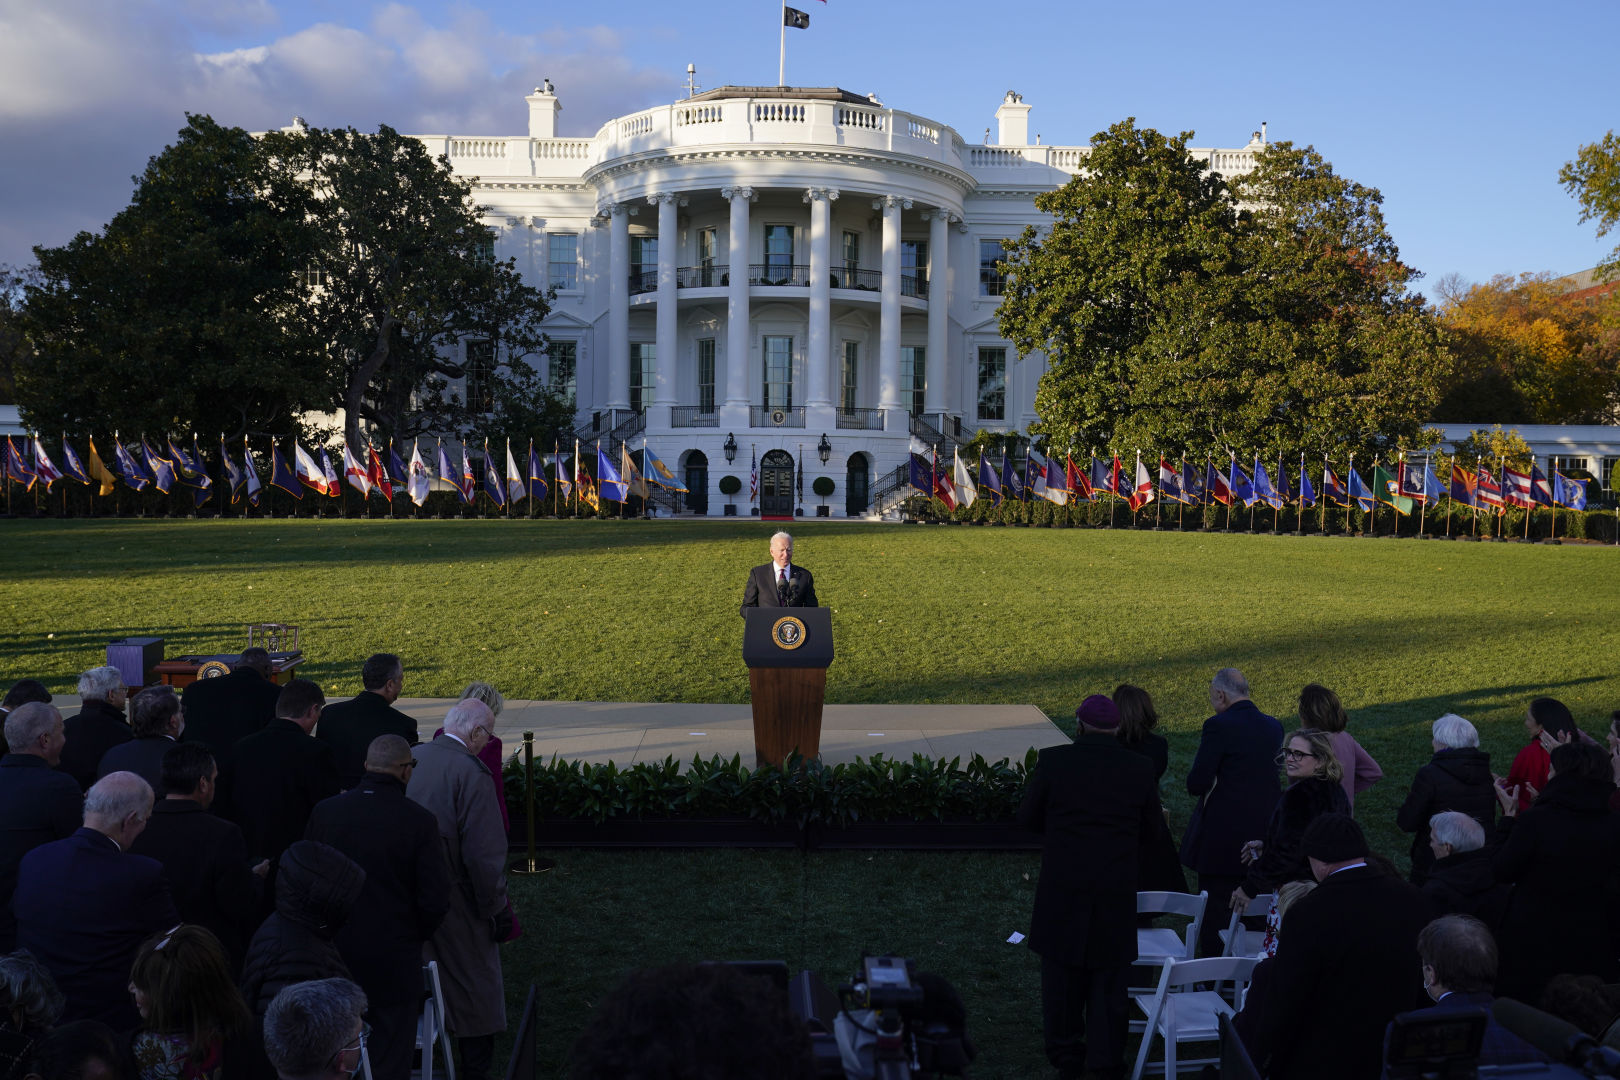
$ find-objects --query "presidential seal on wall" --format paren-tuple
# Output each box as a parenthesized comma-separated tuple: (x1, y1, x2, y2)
(771, 615, 806, 650)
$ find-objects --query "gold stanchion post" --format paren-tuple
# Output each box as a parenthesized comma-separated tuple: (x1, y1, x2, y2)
(509, 731, 553, 875)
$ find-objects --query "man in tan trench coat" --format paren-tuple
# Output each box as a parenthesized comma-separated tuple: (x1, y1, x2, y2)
(408, 698, 510, 1080)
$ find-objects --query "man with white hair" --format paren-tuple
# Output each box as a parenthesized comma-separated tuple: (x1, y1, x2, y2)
(407, 698, 510, 1080)
(14, 771, 178, 1027)
(264, 977, 370, 1080)
(0, 701, 82, 952)
(58, 665, 132, 791)
(1396, 713, 1496, 886)
(1422, 811, 1510, 928)
(740, 531, 819, 617)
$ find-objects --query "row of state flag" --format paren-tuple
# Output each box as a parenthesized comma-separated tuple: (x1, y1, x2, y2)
(0, 432, 689, 510)
(907, 446, 1590, 514)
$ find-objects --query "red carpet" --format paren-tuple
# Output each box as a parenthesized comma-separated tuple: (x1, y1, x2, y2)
(761, 515, 796, 521)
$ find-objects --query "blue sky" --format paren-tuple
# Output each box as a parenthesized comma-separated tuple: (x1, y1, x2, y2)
(2, 0, 1615, 296)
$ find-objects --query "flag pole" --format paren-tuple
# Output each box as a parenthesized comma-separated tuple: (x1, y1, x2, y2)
(778, 0, 787, 86)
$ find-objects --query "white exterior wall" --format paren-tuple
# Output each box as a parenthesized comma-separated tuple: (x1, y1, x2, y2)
(414, 87, 1266, 516)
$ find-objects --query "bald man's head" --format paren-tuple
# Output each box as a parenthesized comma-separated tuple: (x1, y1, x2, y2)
(365, 734, 413, 771)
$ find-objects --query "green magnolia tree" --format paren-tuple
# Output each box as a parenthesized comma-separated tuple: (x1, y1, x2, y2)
(18, 115, 323, 439)
(258, 123, 559, 452)
(1560, 131, 1620, 281)
(998, 121, 1448, 464)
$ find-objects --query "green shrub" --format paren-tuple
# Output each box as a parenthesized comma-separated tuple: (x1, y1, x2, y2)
(718, 475, 742, 496)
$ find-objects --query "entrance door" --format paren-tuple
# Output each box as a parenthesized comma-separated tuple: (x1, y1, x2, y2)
(760, 449, 795, 517)
(684, 451, 708, 515)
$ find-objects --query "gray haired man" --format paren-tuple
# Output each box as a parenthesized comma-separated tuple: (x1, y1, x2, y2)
(59, 665, 131, 791)
(740, 530, 819, 616)
(264, 977, 370, 1080)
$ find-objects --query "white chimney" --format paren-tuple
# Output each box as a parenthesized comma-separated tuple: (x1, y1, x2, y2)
(994, 90, 1030, 147)
(527, 80, 560, 139)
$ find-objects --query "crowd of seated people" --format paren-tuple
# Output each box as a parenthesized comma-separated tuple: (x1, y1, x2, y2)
(0, 656, 514, 1080)
(3, 656, 1620, 1080)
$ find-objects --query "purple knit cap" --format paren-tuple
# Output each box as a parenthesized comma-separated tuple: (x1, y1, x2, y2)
(1075, 695, 1121, 731)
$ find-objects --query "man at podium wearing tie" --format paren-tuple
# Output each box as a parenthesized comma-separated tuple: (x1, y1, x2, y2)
(740, 531, 818, 617)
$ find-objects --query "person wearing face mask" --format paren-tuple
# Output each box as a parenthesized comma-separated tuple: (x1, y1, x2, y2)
(1380, 915, 1547, 1076)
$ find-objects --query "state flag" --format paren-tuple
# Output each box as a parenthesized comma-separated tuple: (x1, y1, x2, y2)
(292, 443, 326, 495)
(31, 437, 62, 491)
(644, 445, 685, 492)
(1554, 471, 1588, 511)
(319, 448, 341, 497)
(1530, 464, 1555, 507)
(596, 444, 627, 503)
(507, 441, 527, 504)
(1159, 457, 1186, 504)
(1068, 455, 1092, 502)
(1476, 467, 1504, 511)
(1323, 465, 1348, 508)
(367, 442, 394, 500)
(269, 442, 304, 499)
(243, 439, 263, 506)
(1449, 464, 1478, 507)
(1501, 466, 1535, 509)
(1181, 460, 1203, 506)
(482, 442, 507, 507)
(1346, 467, 1374, 512)
(1373, 463, 1413, 515)
(88, 438, 118, 496)
(59, 438, 91, 485)
(954, 449, 977, 509)
(1002, 453, 1025, 501)
(221, 438, 244, 503)
(977, 453, 1002, 507)
(343, 444, 372, 496)
(527, 442, 549, 502)
(1129, 456, 1154, 510)
(1206, 459, 1233, 506)
(407, 444, 431, 507)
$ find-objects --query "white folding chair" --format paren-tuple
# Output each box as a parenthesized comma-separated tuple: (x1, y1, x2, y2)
(1129, 955, 1259, 1080)
(1218, 892, 1273, 958)
(1135, 890, 1207, 968)
(416, 960, 456, 1080)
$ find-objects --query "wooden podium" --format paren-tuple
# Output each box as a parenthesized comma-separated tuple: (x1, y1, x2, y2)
(742, 608, 834, 768)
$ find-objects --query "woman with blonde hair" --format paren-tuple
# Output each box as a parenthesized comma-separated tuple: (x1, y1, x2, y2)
(1229, 729, 1350, 914)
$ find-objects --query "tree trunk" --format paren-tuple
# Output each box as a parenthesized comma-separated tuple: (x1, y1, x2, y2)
(345, 316, 396, 450)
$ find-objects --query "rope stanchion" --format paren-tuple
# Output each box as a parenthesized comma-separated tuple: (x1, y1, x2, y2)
(509, 731, 554, 875)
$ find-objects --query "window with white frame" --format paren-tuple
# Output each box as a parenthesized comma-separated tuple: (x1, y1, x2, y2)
(630, 235, 658, 290)
(630, 343, 656, 413)
(472, 235, 496, 266)
(841, 231, 860, 284)
(699, 227, 718, 286)
(548, 340, 576, 410)
(764, 225, 794, 280)
(901, 346, 926, 416)
(294, 262, 327, 289)
(697, 339, 716, 413)
(465, 340, 495, 413)
(979, 239, 1009, 296)
(840, 342, 859, 413)
(548, 234, 578, 290)
(902, 240, 928, 298)
(763, 336, 794, 409)
(1550, 455, 1590, 476)
(977, 346, 1006, 420)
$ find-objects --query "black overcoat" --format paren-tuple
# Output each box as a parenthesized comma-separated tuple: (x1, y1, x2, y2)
(1237, 776, 1349, 898)
(1179, 700, 1283, 878)
(0, 754, 83, 951)
(57, 698, 131, 792)
(1395, 747, 1496, 884)
(1017, 734, 1162, 968)
(222, 719, 341, 868)
(315, 691, 418, 791)
(181, 667, 281, 756)
(130, 799, 263, 969)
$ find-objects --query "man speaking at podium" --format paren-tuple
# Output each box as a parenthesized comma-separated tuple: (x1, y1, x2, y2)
(740, 531, 818, 617)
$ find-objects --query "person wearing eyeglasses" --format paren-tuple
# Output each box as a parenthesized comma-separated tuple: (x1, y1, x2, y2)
(263, 978, 369, 1080)
(408, 699, 512, 1080)
(1229, 729, 1350, 921)
(306, 735, 452, 1080)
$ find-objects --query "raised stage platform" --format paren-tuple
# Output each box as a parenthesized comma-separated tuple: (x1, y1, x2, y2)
(49, 695, 1070, 767)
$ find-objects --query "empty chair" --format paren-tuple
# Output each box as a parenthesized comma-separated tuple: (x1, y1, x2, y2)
(1135, 890, 1208, 968)
(417, 960, 456, 1080)
(1218, 892, 1274, 958)
(1129, 955, 1260, 1079)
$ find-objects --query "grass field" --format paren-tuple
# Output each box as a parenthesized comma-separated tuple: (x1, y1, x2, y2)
(4, 519, 1618, 1077)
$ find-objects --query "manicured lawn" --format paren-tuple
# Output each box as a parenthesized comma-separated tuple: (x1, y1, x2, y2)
(4, 519, 1617, 1076)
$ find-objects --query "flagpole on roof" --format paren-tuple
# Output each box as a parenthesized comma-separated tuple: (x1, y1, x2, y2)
(779, 0, 787, 86)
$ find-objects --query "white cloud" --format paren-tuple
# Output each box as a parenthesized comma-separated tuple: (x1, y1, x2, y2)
(0, 1, 680, 266)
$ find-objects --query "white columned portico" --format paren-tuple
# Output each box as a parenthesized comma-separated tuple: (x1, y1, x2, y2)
(650, 192, 682, 423)
(924, 209, 953, 418)
(804, 187, 838, 414)
(721, 186, 754, 426)
(605, 202, 632, 413)
(875, 195, 911, 426)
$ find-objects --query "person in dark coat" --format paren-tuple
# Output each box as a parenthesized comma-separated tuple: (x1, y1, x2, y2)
(314, 653, 417, 790)
(222, 679, 340, 883)
(126, 924, 275, 1080)
(0, 678, 52, 755)
(1112, 684, 1185, 895)
(1231, 728, 1350, 914)
(1382, 915, 1546, 1074)
(1492, 741, 1620, 1002)
(1395, 713, 1496, 885)
(739, 531, 819, 617)
(305, 734, 452, 1080)
(130, 742, 267, 972)
(1420, 811, 1511, 930)
(1018, 694, 1162, 1080)
(0, 702, 81, 953)
(179, 647, 283, 757)
(13, 772, 179, 1029)
(238, 839, 366, 1019)
(56, 665, 130, 792)
(96, 685, 183, 795)
(1250, 815, 1430, 1080)
(1180, 668, 1284, 957)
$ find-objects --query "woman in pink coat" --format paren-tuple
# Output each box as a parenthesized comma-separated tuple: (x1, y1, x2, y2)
(1299, 683, 1382, 814)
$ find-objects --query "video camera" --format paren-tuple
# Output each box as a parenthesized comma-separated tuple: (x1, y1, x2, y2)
(791, 954, 974, 1080)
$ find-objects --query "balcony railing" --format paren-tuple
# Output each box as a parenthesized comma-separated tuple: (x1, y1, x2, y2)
(670, 406, 719, 428)
(901, 272, 927, 299)
(835, 408, 885, 431)
(629, 269, 658, 295)
(751, 405, 806, 428)
(832, 268, 881, 291)
(749, 263, 812, 287)
(647, 265, 927, 296)
(676, 265, 728, 288)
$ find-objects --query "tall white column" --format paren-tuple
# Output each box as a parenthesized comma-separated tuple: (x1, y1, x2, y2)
(924, 209, 952, 418)
(804, 187, 838, 410)
(875, 195, 911, 423)
(721, 186, 754, 421)
(605, 202, 631, 413)
(650, 192, 682, 420)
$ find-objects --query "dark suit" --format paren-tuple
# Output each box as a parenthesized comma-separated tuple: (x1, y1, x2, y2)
(57, 698, 131, 791)
(739, 562, 818, 617)
(0, 754, 84, 951)
(1252, 864, 1430, 1080)
(14, 827, 179, 1028)
(95, 734, 177, 795)
(1180, 699, 1283, 956)
(306, 773, 452, 1080)
(1019, 734, 1162, 1076)
(223, 719, 341, 872)
(181, 667, 281, 756)
(130, 799, 263, 969)
(315, 692, 418, 791)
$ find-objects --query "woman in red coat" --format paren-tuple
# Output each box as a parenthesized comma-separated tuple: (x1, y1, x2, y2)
(1502, 698, 1577, 812)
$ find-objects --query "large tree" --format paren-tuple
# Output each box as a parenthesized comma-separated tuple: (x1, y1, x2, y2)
(1560, 131, 1620, 281)
(257, 124, 557, 451)
(17, 115, 322, 439)
(998, 121, 1448, 464)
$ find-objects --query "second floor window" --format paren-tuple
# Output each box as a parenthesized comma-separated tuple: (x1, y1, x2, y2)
(763, 336, 793, 409)
(465, 340, 495, 413)
(979, 239, 1009, 296)
(840, 342, 859, 413)
(630, 235, 658, 289)
(472, 235, 495, 266)
(548, 234, 578, 290)
(548, 340, 576, 411)
(764, 225, 794, 279)
(977, 346, 1006, 421)
(697, 339, 716, 413)
(630, 343, 656, 413)
(902, 240, 927, 297)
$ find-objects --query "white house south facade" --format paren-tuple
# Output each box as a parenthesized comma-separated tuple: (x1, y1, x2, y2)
(411, 82, 1266, 517)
